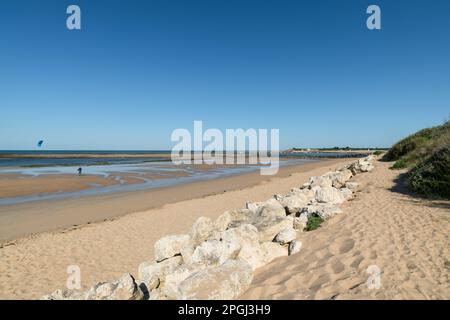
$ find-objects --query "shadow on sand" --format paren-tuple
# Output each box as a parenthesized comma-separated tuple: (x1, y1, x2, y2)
(389, 171, 450, 210)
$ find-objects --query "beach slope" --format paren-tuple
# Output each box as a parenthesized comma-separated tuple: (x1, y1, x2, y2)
(240, 161, 450, 299)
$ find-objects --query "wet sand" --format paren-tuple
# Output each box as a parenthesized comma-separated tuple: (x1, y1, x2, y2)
(0, 174, 118, 198)
(0, 158, 351, 299)
(0, 170, 192, 199)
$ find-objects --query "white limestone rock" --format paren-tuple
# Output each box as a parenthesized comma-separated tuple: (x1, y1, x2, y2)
(277, 194, 309, 214)
(138, 255, 183, 292)
(154, 234, 191, 262)
(254, 198, 286, 218)
(345, 181, 359, 192)
(190, 217, 215, 245)
(315, 186, 345, 204)
(252, 216, 293, 242)
(309, 176, 333, 188)
(190, 239, 241, 269)
(274, 227, 297, 244)
(340, 187, 353, 200)
(177, 259, 253, 300)
(288, 240, 302, 255)
(300, 204, 342, 220)
(293, 213, 308, 231)
(160, 265, 194, 299)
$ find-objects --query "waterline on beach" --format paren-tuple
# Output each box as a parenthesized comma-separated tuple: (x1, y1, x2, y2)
(0, 159, 318, 206)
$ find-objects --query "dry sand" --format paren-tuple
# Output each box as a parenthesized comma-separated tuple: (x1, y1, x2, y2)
(240, 161, 450, 300)
(1, 159, 448, 300)
(0, 159, 349, 299)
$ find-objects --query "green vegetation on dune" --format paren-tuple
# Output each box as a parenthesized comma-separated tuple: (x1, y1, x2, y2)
(372, 150, 384, 156)
(390, 159, 407, 170)
(384, 121, 450, 199)
(408, 146, 450, 198)
(382, 121, 450, 167)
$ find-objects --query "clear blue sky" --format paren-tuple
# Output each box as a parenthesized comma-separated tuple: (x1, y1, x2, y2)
(0, 0, 449, 150)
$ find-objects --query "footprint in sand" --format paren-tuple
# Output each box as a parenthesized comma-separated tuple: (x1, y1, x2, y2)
(339, 239, 355, 254)
(331, 259, 346, 274)
(329, 238, 355, 255)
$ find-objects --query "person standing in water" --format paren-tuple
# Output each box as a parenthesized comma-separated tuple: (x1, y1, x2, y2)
(77, 167, 82, 176)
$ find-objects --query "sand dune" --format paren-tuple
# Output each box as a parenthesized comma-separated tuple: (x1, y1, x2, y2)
(240, 161, 450, 300)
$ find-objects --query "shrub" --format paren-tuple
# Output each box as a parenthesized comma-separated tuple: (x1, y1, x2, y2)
(390, 159, 407, 170)
(305, 215, 324, 231)
(408, 145, 450, 199)
(373, 150, 383, 156)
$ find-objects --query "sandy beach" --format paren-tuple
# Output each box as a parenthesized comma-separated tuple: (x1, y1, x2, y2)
(240, 161, 450, 300)
(1, 158, 449, 300)
(0, 158, 348, 299)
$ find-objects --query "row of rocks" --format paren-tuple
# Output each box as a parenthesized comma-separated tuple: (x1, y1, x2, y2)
(42, 156, 375, 300)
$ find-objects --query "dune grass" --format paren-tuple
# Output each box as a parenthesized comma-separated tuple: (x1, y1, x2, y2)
(383, 121, 450, 199)
(408, 146, 450, 198)
(382, 121, 450, 167)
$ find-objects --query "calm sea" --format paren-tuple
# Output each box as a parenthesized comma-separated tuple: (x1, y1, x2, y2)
(0, 150, 365, 168)
(0, 150, 171, 167)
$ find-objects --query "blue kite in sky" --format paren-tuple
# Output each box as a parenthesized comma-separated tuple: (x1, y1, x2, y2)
(37, 140, 44, 147)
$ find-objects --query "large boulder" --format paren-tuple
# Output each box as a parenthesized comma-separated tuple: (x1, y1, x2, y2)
(276, 194, 308, 215)
(160, 266, 194, 299)
(293, 214, 308, 231)
(214, 209, 253, 231)
(326, 169, 353, 188)
(274, 227, 297, 244)
(222, 224, 264, 270)
(138, 256, 183, 292)
(340, 187, 353, 200)
(345, 181, 359, 192)
(221, 224, 259, 246)
(309, 176, 332, 188)
(190, 217, 215, 245)
(288, 240, 302, 255)
(360, 163, 374, 172)
(315, 186, 345, 204)
(154, 234, 191, 262)
(348, 158, 374, 174)
(290, 188, 315, 200)
(108, 273, 145, 300)
(177, 259, 253, 300)
(348, 163, 360, 175)
(219, 218, 291, 265)
(190, 239, 241, 269)
(301, 204, 342, 220)
(43, 273, 144, 300)
(254, 198, 286, 218)
(252, 216, 293, 242)
(148, 288, 167, 300)
(245, 201, 261, 212)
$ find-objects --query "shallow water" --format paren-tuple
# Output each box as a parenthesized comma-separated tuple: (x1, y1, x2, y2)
(0, 158, 317, 206)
